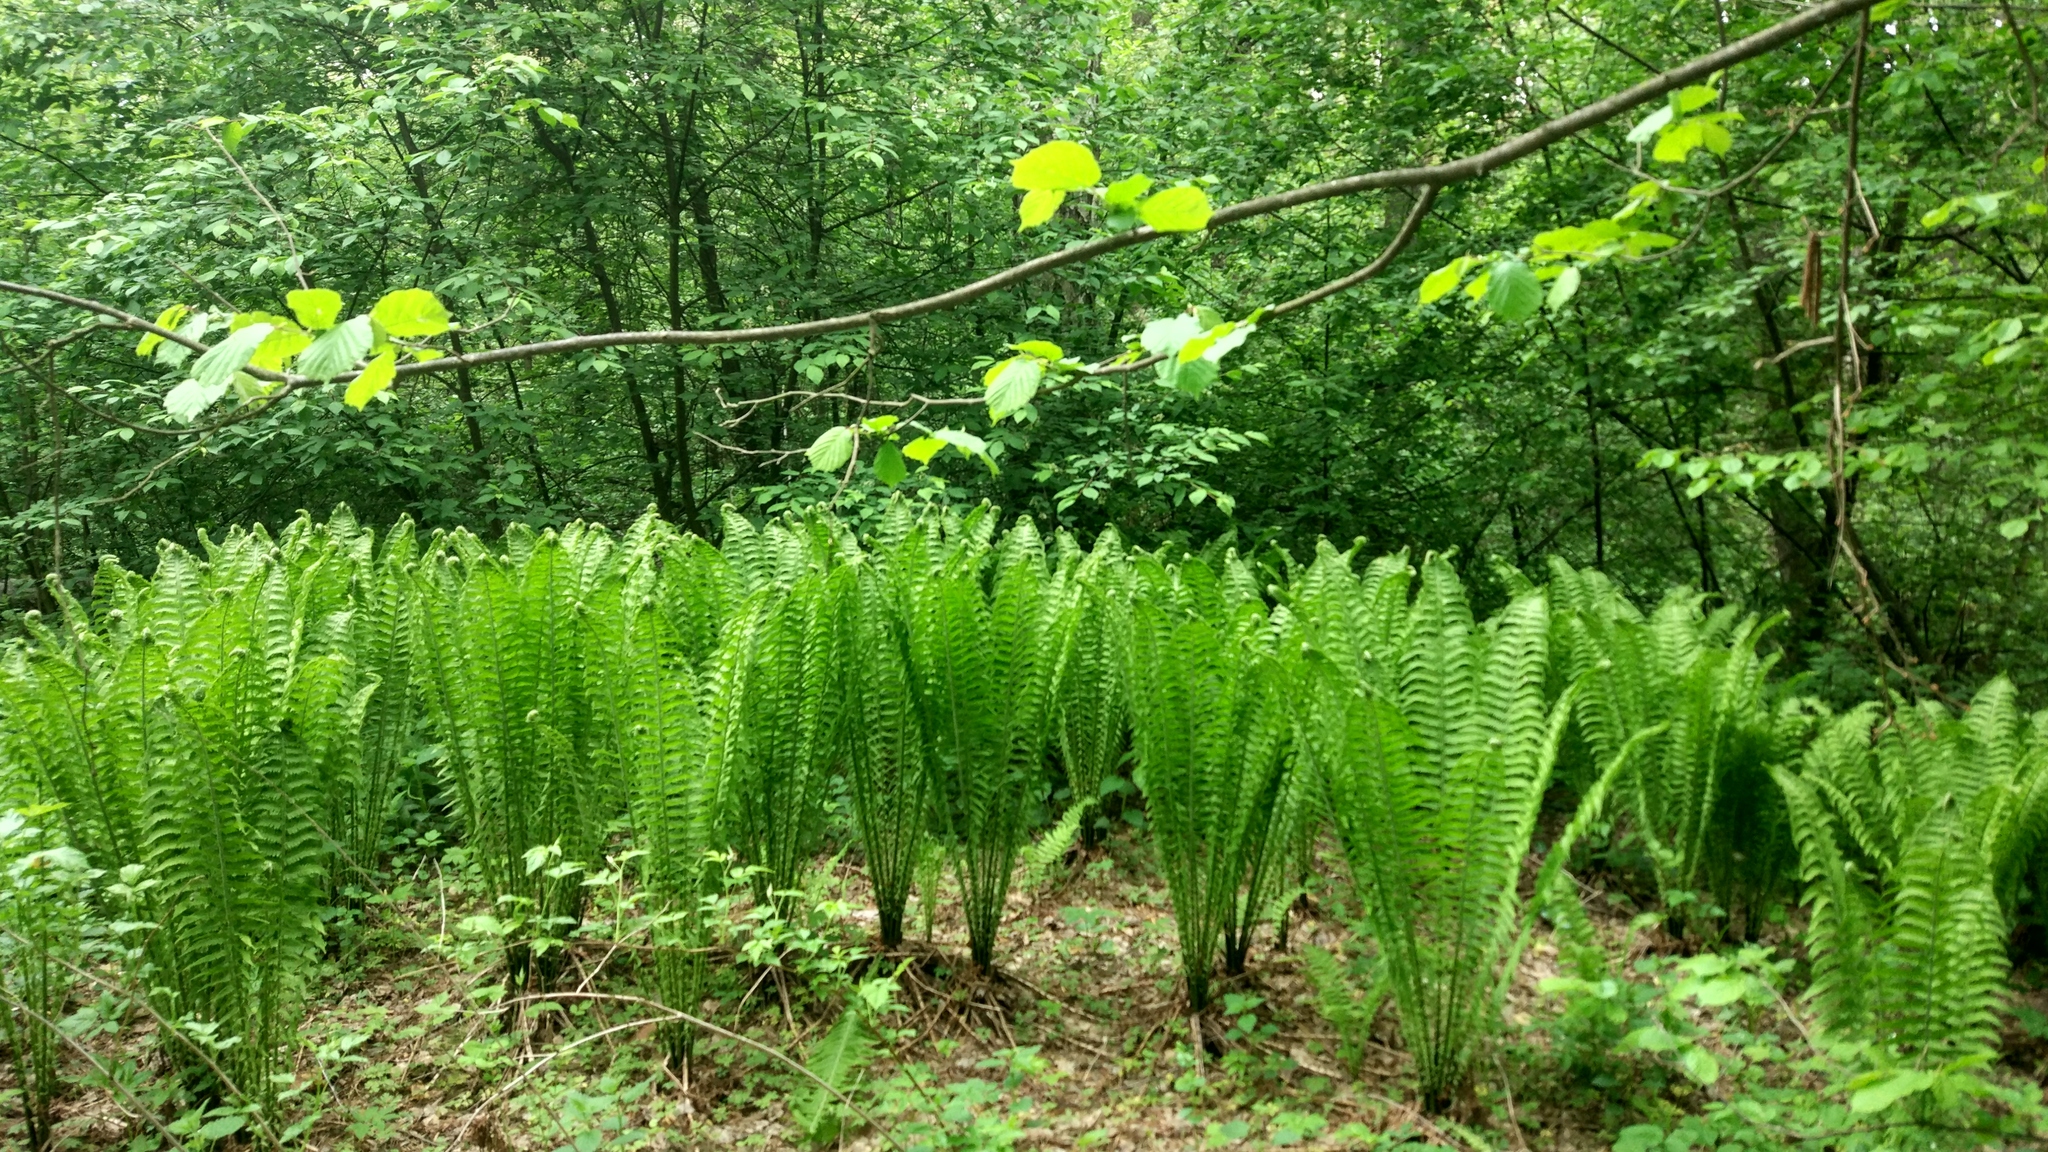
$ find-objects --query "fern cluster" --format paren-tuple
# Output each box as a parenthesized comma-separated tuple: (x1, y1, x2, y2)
(6, 502, 2046, 1132)
(1551, 559, 1802, 938)
(1776, 680, 2048, 1062)
(0, 511, 384, 1112)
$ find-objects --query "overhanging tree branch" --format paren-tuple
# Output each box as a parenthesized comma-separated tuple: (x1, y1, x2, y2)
(0, 0, 1878, 400)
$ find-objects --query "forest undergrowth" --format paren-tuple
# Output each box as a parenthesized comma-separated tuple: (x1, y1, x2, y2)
(3, 503, 2048, 1152)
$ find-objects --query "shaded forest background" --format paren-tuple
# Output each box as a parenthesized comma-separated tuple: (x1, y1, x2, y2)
(3, 0, 2044, 700)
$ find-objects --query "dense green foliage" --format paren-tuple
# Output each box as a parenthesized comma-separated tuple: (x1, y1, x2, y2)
(7, 0, 2048, 1143)
(0, 503, 2043, 1148)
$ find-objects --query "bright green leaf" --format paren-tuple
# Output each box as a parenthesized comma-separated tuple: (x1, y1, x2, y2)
(1141, 314, 1204, 357)
(137, 304, 189, 356)
(984, 356, 1044, 421)
(196, 1113, 248, 1142)
(1653, 120, 1706, 163)
(1140, 185, 1213, 232)
(873, 441, 907, 485)
(2000, 517, 2032, 539)
(806, 425, 856, 472)
(1547, 265, 1582, 310)
(344, 350, 399, 408)
(1627, 104, 1674, 144)
(1674, 84, 1720, 113)
(1850, 1070, 1935, 1114)
(167, 322, 273, 423)
(1483, 260, 1543, 321)
(901, 436, 945, 464)
(287, 288, 344, 330)
(1018, 188, 1065, 230)
(297, 315, 374, 381)
(1679, 1046, 1720, 1085)
(1011, 140, 1100, 192)
(1010, 339, 1064, 360)
(1103, 173, 1154, 212)
(1419, 258, 1473, 305)
(369, 288, 451, 338)
(250, 323, 312, 371)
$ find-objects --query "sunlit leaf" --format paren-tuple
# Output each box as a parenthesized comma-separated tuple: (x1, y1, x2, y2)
(287, 288, 344, 330)
(344, 350, 399, 408)
(984, 356, 1043, 421)
(806, 425, 855, 472)
(136, 304, 189, 356)
(369, 288, 451, 338)
(1018, 188, 1065, 230)
(1011, 140, 1100, 192)
(873, 441, 907, 485)
(1103, 173, 1153, 212)
(1482, 261, 1542, 321)
(297, 316, 374, 381)
(1140, 185, 1213, 232)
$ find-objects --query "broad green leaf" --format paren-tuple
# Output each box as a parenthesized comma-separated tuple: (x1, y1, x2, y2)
(287, 288, 344, 330)
(1624, 231, 1679, 257)
(1103, 173, 1153, 212)
(984, 356, 1043, 421)
(1482, 261, 1543, 321)
(196, 1113, 248, 1141)
(1678, 1046, 1720, 1085)
(1018, 188, 1065, 230)
(344, 350, 398, 408)
(1164, 355, 1220, 396)
(788, 1009, 874, 1145)
(2000, 517, 2032, 539)
(1010, 339, 1064, 360)
(1613, 1125, 1666, 1152)
(1653, 120, 1706, 163)
(1419, 259, 1471, 304)
(167, 322, 273, 422)
(873, 441, 907, 485)
(369, 288, 451, 338)
(1011, 140, 1100, 192)
(1465, 270, 1492, 300)
(1140, 185, 1213, 232)
(1140, 314, 1204, 357)
(250, 322, 312, 371)
(932, 427, 996, 473)
(136, 304, 189, 356)
(297, 315, 374, 381)
(861, 414, 900, 433)
(1627, 104, 1674, 144)
(806, 425, 856, 472)
(1674, 84, 1720, 113)
(1689, 976, 1749, 1007)
(221, 120, 251, 154)
(1849, 1070, 1935, 1113)
(901, 436, 945, 464)
(1546, 265, 1582, 310)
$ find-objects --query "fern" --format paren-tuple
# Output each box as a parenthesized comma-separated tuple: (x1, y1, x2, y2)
(1292, 553, 1575, 1111)
(709, 569, 845, 911)
(414, 524, 617, 990)
(841, 557, 926, 947)
(1550, 559, 1798, 939)
(593, 550, 718, 1064)
(787, 1006, 877, 1146)
(905, 516, 1056, 970)
(1049, 530, 1131, 848)
(1778, 683, 2042, 1062)
(1126, 554, 1293, 1009)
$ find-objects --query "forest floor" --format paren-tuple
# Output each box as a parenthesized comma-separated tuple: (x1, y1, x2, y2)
(26, 827, 2048, 1152)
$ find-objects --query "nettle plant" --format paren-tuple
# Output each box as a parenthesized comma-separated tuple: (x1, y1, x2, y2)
(137, 285, 454, 422)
